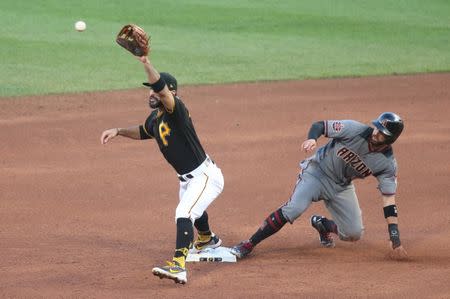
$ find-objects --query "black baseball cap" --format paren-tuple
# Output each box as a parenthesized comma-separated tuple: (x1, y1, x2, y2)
(143, 72, 178, 91)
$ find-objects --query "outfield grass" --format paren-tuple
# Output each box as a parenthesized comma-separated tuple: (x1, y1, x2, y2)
(0, 0, 449, 96)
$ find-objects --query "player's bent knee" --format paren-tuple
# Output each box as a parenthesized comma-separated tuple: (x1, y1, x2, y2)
(175, 205, 206, 222)
(338, 228, 364, 242)
(175, 206, 190, 222)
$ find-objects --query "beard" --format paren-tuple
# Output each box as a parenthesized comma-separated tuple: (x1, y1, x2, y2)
(370, 136, 384, 146)
(148, 96, 162, 109)
(369, 135, 390, 151)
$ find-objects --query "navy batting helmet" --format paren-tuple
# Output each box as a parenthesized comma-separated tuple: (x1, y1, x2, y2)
(372, 112, 404, 144)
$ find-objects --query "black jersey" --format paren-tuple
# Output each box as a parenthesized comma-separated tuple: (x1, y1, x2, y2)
(141, 96, 207, 174)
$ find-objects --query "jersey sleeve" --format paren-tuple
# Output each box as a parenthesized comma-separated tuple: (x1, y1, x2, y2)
(141, 112, 156, 139)
(375, 159, 398, 195)
(324, 120, 367, 139)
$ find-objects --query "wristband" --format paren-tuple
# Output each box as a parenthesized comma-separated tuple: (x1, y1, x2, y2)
(149, 76, 166, 93)
(388, 223, 401, 248)
(383, 204, 398, 218)
(307, 121, 325, 140)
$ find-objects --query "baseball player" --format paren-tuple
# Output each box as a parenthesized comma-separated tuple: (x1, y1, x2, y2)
(231, 112, 408, 261)
(101, 55, 224, 284)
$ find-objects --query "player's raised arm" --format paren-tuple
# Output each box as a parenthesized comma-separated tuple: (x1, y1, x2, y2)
(115, 24, 175, 112)
(382, 195, 409, 260)
(138, 56, 175, 112)
(302, 121, 325, 152)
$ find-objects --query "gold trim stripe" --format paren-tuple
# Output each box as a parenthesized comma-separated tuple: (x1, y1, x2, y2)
(142, 123, 151, 137)
(188, 173, 209, 215)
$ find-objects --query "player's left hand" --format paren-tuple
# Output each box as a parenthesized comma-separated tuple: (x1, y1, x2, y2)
(137, 56, 149, 64)
(116, 24, 150, 57)
(301, 139, 317, 153)
(388, 244, 409, 261)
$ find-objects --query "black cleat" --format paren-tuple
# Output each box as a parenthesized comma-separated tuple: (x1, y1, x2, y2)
(230, 240, 254, 259)
(311, 215, 335, 248)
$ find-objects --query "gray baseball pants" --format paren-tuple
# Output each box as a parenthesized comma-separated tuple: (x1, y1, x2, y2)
(281, 160, 364, 241)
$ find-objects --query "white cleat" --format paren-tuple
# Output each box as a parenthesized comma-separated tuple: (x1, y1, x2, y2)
(152, 261, 187, 284)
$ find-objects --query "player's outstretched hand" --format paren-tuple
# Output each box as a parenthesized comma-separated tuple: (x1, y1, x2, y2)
(101, 128, 119, 144)
(388, 244, 409, 261)
(301, 139, 317, 153)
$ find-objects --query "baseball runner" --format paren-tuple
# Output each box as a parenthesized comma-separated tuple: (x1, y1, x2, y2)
(101, 25, 224, 284)
(231, 112, 408, 261)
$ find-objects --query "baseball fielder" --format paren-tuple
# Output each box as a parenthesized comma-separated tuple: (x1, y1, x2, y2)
(231, 112, 408, 261)
(101, 50, 224, 284)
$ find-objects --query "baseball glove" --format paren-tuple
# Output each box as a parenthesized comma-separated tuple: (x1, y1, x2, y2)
(116, 24, 149, 57)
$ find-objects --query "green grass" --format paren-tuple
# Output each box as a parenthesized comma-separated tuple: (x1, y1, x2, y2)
(0, 0, 449, 96)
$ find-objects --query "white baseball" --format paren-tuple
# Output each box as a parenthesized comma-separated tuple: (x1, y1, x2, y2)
(75, 21, 86, 32)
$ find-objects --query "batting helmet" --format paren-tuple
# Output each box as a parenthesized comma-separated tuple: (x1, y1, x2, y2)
(372, 112, 404, 144)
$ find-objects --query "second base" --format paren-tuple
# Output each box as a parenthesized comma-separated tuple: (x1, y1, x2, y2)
(186, 246, 237, 263)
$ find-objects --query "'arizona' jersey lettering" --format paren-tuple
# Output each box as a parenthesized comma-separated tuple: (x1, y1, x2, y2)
(336, 147, 372, 177)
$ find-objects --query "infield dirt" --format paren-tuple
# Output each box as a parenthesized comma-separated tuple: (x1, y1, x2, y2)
(1, 73, 449, 298)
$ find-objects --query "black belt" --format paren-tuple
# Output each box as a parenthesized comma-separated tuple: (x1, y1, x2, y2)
(178, 174, 193, 182)
(178, 157, 214, 182)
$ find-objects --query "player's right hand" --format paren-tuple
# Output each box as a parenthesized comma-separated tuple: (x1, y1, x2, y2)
(101, 128, 119, 144)
(388, 244, 409, 261)
(301, 139, 317, 153)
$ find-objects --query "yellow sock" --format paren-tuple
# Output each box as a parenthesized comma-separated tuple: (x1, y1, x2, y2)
(198, 231, 212, 240)
(197, 233, 212, 243)
(172, 256, 186, 269)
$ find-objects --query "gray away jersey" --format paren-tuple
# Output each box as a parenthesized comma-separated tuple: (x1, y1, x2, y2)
(311, 120, 398, 195)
